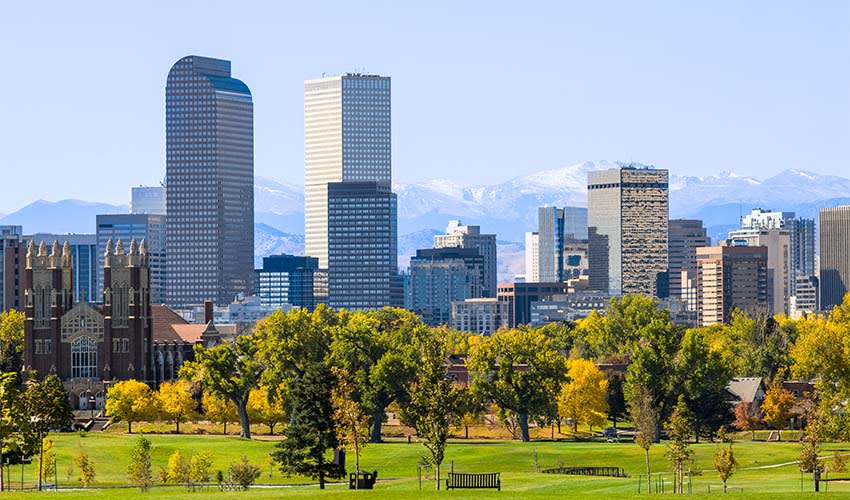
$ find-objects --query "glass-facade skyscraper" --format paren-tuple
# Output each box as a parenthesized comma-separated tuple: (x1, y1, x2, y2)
(96, 214, 165, 304)
(304, 74, 391, 268)
(27, 233, 98, 304)
(165, 56, 254, 307)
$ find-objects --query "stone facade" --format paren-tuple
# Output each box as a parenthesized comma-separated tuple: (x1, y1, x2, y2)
(23, 238, 153, 409)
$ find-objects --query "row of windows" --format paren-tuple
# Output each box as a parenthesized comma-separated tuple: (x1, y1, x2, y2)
(34, 339, 53, 354)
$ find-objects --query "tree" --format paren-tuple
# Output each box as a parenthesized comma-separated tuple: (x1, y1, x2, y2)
(329, 309, 424, 443)
(331, 367, 370, 487)
(37, 437, 56, 488)
(25, 374, 74, 431)
(605, 372, 627, 429)
(399, 329, 464, 490)
(675, 329, 733, 441)
(629, 383, 657, 493)
(166, 450, 190, 488)
(713, 427, 737, 493)
(0, 372, 25, 492)
(157, 380, 196, 434)
(665, 396, 694, 494)
(761, 384, 795, 439)
(624, 318, 681, 431)
(469, 327, 566, 441)
(721, 312, 796, 384)
(732, 402, 759, 441)
(558, 358, 607, 433)
(228, 456, 261, 490)
(105, 380, 156, 433)
(247, 386, 287, 435)
(127, 436, 153, 492)
(181, 334, 264, 439)
(272, 362, 339, 489)
(189, 451, 214, 489)
(202, 391, 238, 435)
(0, 310, 24, 373)
(74, 450, 95, 487)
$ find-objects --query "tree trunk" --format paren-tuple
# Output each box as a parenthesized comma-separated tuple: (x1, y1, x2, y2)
(268, 423, 275, 435)
(176, 419, 180, 434)
(435, 462, 440, 491)
(612, 417, 617, 430)
(723, 479, 727, 493)
(557, 420, 561, 434)
(236, 402, 251, 439)
(1, 451, 4, 492)
(644, 448, 651, 494)
(128, 420, 133, 433)
(465, 425, 469, 439)
(354, 438, 360, 490)
(573, 420, 578, 433)
(519, 413, 530, 442)
(370, 411, 383, 443)
(223, 421, 227, 435)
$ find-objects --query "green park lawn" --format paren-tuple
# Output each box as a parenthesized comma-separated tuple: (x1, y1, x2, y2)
(1, 431, 848, 499)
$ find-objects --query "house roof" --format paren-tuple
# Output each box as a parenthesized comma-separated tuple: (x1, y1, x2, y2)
(727, 377, 764, 404)
(151, 305, 196, 343)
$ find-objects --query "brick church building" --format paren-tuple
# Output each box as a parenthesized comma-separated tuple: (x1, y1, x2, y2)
(23, 238, 153, 410)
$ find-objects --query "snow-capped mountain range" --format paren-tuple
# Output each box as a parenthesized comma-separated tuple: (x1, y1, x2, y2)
(2, 161, 848, 280)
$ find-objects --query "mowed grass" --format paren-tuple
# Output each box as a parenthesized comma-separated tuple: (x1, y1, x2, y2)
(1, 431, 848, 499)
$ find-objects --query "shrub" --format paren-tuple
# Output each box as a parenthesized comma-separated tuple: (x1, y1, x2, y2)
(228, 456, 261, 490)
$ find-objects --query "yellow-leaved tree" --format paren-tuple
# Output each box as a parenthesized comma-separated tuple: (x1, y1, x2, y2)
(761, 384, 795, 440)
(558, 358, 608, 433)
(106, 380, 157, 433)
(202, 390, 238, 435)
(157, 379, 197, 434)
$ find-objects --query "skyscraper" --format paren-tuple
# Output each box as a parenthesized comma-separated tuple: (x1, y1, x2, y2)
(255, 254, 318, 311)
(668, 219, 710, 310)
(696, 245, 769, 326)
(130, 185, 166, 215)
(0, 226, 24, 312)
(407, 247, 484, 326)
(27, 233, 97, 304)
(524, 232, 539, 282)
(327, 181, 398, 310)
(433, 220, 497, 297)
(537, 207, 565, 282)
(165, 56, 254, 307)
(740, 208, 815, 295)
(819, 205, 850, 310)
(587, 166, 669, 296)
(304, 74, 391, 268)
(563, 206, 588, 240)
(726, 227, 791, 315)
(97, 214, 165, 304)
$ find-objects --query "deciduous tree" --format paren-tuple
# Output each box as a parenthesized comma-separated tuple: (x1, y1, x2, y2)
(629, 383, 657, 492)
(247, 386, 287, 435)
(331, 367, 370, 487)
(761, 384, 795, 439)
(665, 396, 694, 494)
(105, 380, 156, 433)
(557, 358, 607, 433)
(469, 327, 566, 442)
(675, 329, 733, 441)
(157, 380, 196, 434)
(0, 310, 24, 373)
(127, 436, 153, 492)
(202, 391, 238, 435)
(713, 427, 737, 493)
(732, 402, 759, 441)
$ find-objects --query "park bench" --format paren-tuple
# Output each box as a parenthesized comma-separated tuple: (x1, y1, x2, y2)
(349, 470, 378, 489)
(445, 472, 501, 491)
(541, 466, 627, 477)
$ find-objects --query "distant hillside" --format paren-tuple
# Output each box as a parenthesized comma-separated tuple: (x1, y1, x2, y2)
(0, 199, 126, 234)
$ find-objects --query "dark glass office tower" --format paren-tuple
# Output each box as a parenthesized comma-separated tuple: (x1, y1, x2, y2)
(165, 56, 254, 307)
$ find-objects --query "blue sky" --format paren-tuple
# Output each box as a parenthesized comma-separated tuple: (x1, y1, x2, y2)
(0, 1, 847, 212)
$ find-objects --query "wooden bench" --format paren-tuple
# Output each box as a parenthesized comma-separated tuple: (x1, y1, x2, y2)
(445, 472, 501, 490)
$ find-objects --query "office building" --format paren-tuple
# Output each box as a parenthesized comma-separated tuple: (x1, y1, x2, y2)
(305, 73, 391, 268)
(130, 185, 166, 215)
(27, 233, 97, 304)
(791, 275, 819, 317)
(727, 227, 791, 315)
(524, 232, 539, 282)
(563, 239, 589, 280)
(24, 238, 152, 409)
(0, 226, 24, 312)
(406, 247, 484, 326)
(668, 220, 710, 310)
(696, 245, 769, 326)
(327, 181, 398, 310)
(497, 281, 568, 327)
(537, 207, 565, 282)
(255, 254, 318, 311)
(434, 220, 497, 297)
(587, 166, 669, 296)
(563, 206, 588, 240)
(819, 205, 850, 310)
(741, 208, 815, 294)
(166, 55, 254, 307)
(529, 292, 609, 326)
(450, 298, 509, 336)
(97, 214, 165, 304)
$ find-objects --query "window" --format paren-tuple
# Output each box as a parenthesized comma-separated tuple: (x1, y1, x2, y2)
(71, 336, 98, 379)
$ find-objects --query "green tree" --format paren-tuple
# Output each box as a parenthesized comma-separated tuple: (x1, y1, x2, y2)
(558, 358, 608, 433)
(629, 383, 657, 493)
(329, 309, 424, 442)
(0, 310, 24, 373)
(469, 327, 566, 442)
(181, 334, 264, 439)
(157, 380, 196, 434)
(675, 329, 733, 441)
(624, 317, 681, 430)
(665, 396, 694, 494)
(0, 372, 24, 492)
(399, 329, 464, 490)
(331, 367, 370, 487)
(127, 436, 153, 492)
(605, 371, 627, 429)
(105, 380, 157, 433)
(272, 362, 339, 489)
(24, 374, 73, 432)
(578, 296, 671, 359)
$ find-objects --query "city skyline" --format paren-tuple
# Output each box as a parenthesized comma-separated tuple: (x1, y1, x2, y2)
(1, 2, 848, 213)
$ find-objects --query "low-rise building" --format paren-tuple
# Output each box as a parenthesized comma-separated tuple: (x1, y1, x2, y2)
(450, 298, 509, 336)
(529, 292, 608, 326)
